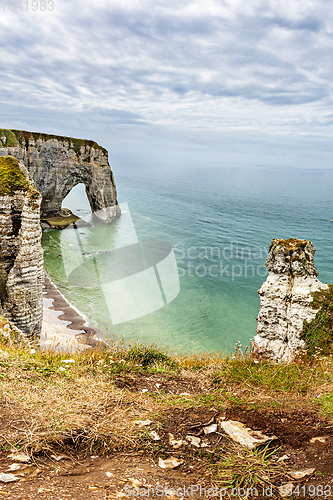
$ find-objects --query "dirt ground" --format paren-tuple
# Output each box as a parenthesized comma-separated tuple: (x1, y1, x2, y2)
(2, 403, 333, 499)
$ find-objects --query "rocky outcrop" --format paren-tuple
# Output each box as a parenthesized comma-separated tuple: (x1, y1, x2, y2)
(0, 129, 120, 224)
(0, 156, 44, 339)
(254, 238, 328, 361)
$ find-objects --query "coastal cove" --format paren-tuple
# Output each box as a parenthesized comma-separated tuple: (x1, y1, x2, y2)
(42, 165, 333, 355)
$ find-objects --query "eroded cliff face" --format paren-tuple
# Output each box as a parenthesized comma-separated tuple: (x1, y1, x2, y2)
(254, 238, 328, 361)
(0, 129, 120, 224)
(0, 156, 44, 339)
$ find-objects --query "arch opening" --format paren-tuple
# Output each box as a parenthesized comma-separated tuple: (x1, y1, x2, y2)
(61, 183, 92, 218)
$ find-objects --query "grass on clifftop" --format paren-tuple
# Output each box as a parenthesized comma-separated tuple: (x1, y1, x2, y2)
(0, 128, 108, 155)
(1, 331, 333, 493)
(0, 155, 39, 198)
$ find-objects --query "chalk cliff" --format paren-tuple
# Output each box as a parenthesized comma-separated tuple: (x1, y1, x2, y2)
(0, 129, 120, 224)
(254, 238, 328, 361)
(0, 156, 44, 339)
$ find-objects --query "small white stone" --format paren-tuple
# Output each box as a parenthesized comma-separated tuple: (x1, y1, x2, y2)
(8, 452, 30, 463)
(186, 435, 201, 447)
(158, 457, 183, 469)
(289, 468, 315, 480)
(310, 436, 327, 444)
(7, 464, 20, 471)
(149, 431, 161, 441)
(0, 473, 19, 483)
(134, 420, 152, 428)
(203, 423, 217, 434)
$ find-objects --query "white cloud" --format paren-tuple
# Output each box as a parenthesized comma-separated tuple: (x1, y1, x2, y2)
(1, 0, 333, 167)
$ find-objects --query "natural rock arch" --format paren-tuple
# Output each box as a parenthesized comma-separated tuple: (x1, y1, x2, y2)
(0, 130, 120, 223)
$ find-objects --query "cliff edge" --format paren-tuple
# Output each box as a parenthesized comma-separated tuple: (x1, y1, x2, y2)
(0, 129, 120, 224)
(0, 156, 44, 339)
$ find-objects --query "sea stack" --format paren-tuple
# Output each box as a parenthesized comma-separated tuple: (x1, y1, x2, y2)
(0, 156, 44, 339)
(254, 238, 328, 361)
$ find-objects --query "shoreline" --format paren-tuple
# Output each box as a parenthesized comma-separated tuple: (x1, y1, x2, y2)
(42, 271, 108, 351)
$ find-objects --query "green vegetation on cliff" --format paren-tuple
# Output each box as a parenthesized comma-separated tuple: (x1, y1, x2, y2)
(301, 284, 333, 356)
(0, 128, 107, 155)
(0, 156, 39, 197)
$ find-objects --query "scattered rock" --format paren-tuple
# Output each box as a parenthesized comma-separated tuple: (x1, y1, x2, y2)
(158, 457, 183, 469)
(134, 420, 152, 428)
(149, 431, 161, 441)
(168, 433, 187, 449)
(220, 420, 277, 449)
(310, 436, 327, 443)
(6, 464, 20, 471)
(51, 454, 70, 461)
(8, 452, 30, 463)
(186, 435, 201, 447)
(0, 473, 20, 483)
(289, 468, 315, 479)
(203, 423, 217, 434)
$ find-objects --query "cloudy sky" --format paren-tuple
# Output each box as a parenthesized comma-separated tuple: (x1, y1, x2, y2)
(1, 0, 333, 172)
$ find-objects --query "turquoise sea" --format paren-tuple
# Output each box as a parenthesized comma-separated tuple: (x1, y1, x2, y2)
(42, 166, 333, 355)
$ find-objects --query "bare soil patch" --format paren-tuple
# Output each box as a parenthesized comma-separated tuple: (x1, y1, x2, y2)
(114, 373, 210, 395)
(225, 406, 333, 447)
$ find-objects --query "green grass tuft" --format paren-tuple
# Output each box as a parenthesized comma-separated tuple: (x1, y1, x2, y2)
(125, 343, 178, 368)
(0, 156, 39, 197)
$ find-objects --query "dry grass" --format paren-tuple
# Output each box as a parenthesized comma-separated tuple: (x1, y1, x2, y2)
(1, 333, 333, 491)
(0, 336, 209, 458)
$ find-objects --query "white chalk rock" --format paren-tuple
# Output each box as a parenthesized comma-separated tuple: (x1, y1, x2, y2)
(220, 420, 277, 449)
(158, 457, 183, 469)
